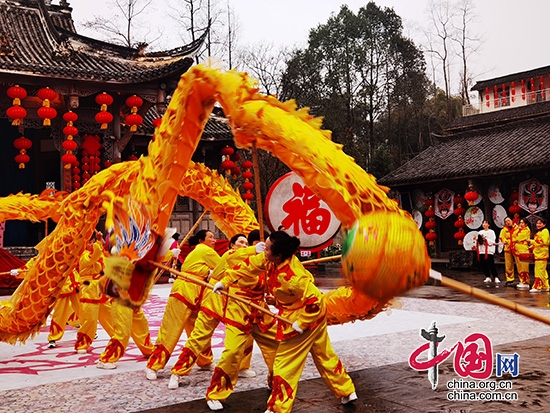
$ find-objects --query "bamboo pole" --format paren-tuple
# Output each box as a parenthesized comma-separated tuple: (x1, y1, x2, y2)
(0, 269, 27, 276)
(301, 254, 342, 265)
(151, 261, 292, 325)
(153, 210, 208, 284)
(430, 269, 550, 325)
(251, 142, 264, 241)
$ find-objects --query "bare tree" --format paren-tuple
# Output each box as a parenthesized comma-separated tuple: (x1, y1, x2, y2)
(452, 0, 480, 105)
(82, 0, 157, 48)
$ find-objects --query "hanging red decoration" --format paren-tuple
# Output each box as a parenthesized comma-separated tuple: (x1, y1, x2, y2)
(241, 158, 255, 203)
(127, 154, 138, 161)
(230, 166, 241, 179)
(62, 111, 79, 169)
(521, 79, 526, 100)
(124, 95, 143, 132)
(540, 76, 546, 100)
(501, 84, 507, 106)
(425, 231, 438, 245)
(511, 81, 516, 102)
(95, 92, 114, 130)
(221, 146, 235, 156)
(81, 135, 102, 176)
(454, 228, 466, 244)
(13, 136, 32, 169)
(464, 181, 478, 206)
(7, 85, 27, 105)
(485, 87, 490, 107)
(104, 160, 113, 168)
(424, 207, 435, 218)
(425, 220, 437, 230)
(152, 117, 163, 128)
(530, 78, 535, 101)
(37, 87, 58, 126)
(6, 105, 27, 126)
(424, 197, 437, 246)
(493, 85, 499, 106)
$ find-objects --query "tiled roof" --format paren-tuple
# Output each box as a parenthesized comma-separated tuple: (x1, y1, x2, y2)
(379, 115, 550, 186)
(0, 0, 204, 84)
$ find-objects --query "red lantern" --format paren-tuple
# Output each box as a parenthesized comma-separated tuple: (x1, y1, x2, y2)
(152, 117, 162, 128)
(221, 159, 235, 173)
(453, 194, 464, 206)
(424, 207, 435, 218)
(453, 205, 465, 217)
(13, 136, 32, 169)
(454, 229, 466, 245)
(510, 190, 519, 202)
(15, 153, 30, 168)
(7, 85, 27, 105)
(242, 171, 253, 180)
(62, 140, 78, 151)
(72, 181, 81, 190)
(126, 94, 143, 109)
(454, 218, 465, 228)
(37, 87, 58, 126)
(127, 154, 138, 161)
(242, 192, 254, 201)
(95, 111, 113, 130)
(425, 231, 438, 246)
(242, 181, 254, 191)
(508, 202, 521, 215)
(230, 166, 241, 178)
(221, 146, 235, 156)
(242, 160, 253, 169)
(95, 92, 114, 130)
(425, 220, 437, 230)
(63, 111, 78, 123)
(104, 160, 113, 168)
(464, 190, 478, 206)
(6, 105, 27, 126)
(62, 153, 77, 165)
(424, 198, 434, 207)
(125, 113, 143, 132)
(37, 106, 57, 126)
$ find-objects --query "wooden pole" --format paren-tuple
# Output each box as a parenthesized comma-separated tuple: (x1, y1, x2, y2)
(301, 254, 342, 265)
(151, 261, 292, 325)
(153, 210, 208, 284)
(430, 269, 550, 325)
(0, 269, 27, 276)
(251, 142, 264, 241)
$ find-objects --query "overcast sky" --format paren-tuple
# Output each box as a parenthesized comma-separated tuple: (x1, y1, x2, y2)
(70, 0, 550, 91)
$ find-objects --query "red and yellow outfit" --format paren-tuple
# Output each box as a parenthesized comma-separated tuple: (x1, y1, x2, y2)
(171, 246, 256, 377)
(146, 243, 220, 372)
(512, 225, 531, 285)
(205, 252, 278, 404)
(531, 227, 549, 291)
(48, 269, 81, 342)
(98, 299, 154, 363)
(75, 241, 109, 352)
(499, 225, 517, 283)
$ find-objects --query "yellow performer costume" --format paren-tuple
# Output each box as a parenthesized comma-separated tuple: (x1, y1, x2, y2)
(499, 220, 517, 283)
(512, 223, 531, 288)
(47, 268, 81, 348)
(169, 242, 258, 383)
(530, 225, 549, 292)
(205, 250, 278, 409)
(75, 239, 108, 353)
(146, 238, 220, 374)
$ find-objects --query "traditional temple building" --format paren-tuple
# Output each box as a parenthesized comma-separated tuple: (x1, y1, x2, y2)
(0, 0, 235, 248)
(380, 65, 550, 259)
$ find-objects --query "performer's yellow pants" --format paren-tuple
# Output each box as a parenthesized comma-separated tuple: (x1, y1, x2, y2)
(170, 307, 253, 376)
(146, 295, 213, 371)
(99, 301, 153, 363)
(206, 323, 278, 402)
(504, 251, 515, 282)
(514, 255, 531, 284)
(48, 293, 81, 342)
(266, 319, 355, 413)
(75, 279, 110, 351)
(533, 260, 549, 290)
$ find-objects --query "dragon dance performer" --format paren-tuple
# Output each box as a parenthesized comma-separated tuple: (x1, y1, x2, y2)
(75, 233, 109, 353)
(47, 265, 81, 349)
(163, 231, 264, 389)
(208, 231, 356, 413)
(146, 229, 220, 377)
(513, 218, 532, 290)
(529, 218, 550, 293)
(499, 216, 518, 286)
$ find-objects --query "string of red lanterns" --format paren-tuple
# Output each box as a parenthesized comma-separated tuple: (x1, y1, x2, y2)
(61, 111, 78, 168)
(125, 94, 143, 132)
(508, 189, 521, 224)
(37, 87, 58, 126)
(220, 146, 235, 175)
(13, 136, 32, 169)
(6, 85, 27, 126)
(424, 197, 437, 246)
(241, 160, 254, 202)
(453, 194, 466, 245)
(95, 92, 114, 130)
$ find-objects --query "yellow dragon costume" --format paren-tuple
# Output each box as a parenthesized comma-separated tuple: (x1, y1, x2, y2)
(0, 65, 430, 344)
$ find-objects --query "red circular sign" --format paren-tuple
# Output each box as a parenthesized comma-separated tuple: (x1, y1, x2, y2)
(265, 172, 341, 249)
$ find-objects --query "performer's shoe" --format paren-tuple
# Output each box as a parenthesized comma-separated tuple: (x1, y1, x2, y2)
(168, 374, 180, 389)
(199, 363, 215, 371)
(238, 369, 257, 378)
(97, 361, 117, 370)
(146, 368, 158, 380)
(341, 392, 358, 405)
(76, 349, 87, 354)
(206, 400, 223, 411)
(516, 283, 530, 290)
(505, 281, 515, 287)
(483, 277, 492, 283)
(47, 340, 57, 348)
(494, 278, 501, 284)
(264, 410, 275, 413)
(530, 288, 542, 293)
